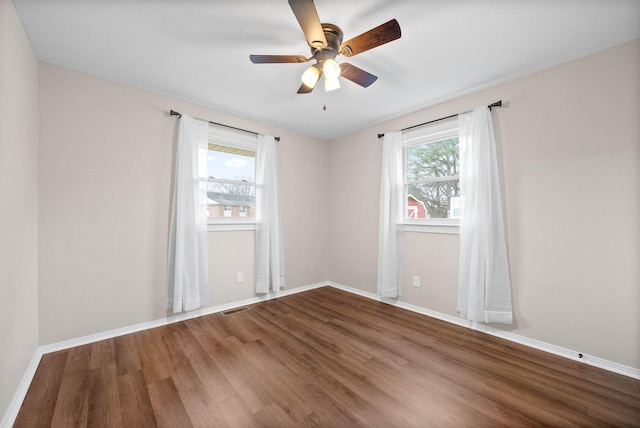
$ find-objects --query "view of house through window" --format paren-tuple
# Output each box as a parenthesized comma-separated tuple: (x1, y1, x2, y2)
(207, 144, 256, 219)
(404, 133, 460, 220)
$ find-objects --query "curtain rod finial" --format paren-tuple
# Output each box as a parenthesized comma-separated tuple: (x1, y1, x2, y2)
(488, 100, 502, 110)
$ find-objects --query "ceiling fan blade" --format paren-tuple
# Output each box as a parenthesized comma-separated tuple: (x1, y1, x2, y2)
(339, 19, 401, 57)
(297, 82, 314, 94)
(250, 54, 307, 64)
(340, 63, 378, 88)
(288, 0, 328, 49)
(297, 66, 323, 94)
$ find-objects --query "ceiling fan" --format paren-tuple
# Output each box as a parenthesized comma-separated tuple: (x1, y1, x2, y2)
(249, 0, 401, 94)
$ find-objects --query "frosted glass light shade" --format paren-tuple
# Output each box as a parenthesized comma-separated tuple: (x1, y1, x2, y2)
(323, 59, 341, 79)
(301, 66, 320, 88)
(324, 76, 340, 92)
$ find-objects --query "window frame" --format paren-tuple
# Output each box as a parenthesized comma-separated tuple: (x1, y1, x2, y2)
(205, 126, 258, 232)
(401, 118, 460, 235)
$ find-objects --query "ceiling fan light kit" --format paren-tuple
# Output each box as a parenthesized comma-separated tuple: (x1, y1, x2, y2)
(300, 65, 320, 88)
(324, 75, 340, 92)
(322, 58, 341, 80)
(250, 0, 401, 94)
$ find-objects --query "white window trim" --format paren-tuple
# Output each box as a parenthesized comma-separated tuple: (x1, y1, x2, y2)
(402, 219, 459, 235)
(402, 118, 460, 234)
(207, 126, 258, 232)
(207, 217, 256, 232)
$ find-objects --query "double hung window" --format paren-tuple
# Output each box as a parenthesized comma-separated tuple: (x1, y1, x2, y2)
(206, 127, 258, 230)
(402, 119, 460, 232)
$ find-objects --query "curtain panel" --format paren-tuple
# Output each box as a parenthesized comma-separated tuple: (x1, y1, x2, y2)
(457, 106, 513, 324)
(255, 134, 285, 294)
(377, 131, 404, 298)
(167, 114, 210, 313)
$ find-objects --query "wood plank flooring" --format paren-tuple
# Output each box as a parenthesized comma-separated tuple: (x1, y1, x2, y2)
(14, 286, 640, 427)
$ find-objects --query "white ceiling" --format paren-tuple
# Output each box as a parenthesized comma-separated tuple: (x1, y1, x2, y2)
(13, 0, 640, 141)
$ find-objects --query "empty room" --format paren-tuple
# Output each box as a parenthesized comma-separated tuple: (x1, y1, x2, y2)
(2, 0, 639, 426)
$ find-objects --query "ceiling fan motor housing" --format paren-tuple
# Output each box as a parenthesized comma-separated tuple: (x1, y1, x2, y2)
(313, 23, 344, 62)
(249, 0, 401, 93)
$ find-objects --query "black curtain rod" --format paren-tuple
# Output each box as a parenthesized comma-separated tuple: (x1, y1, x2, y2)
(170, 110, 280, 142)
(377, 100, 502, 139)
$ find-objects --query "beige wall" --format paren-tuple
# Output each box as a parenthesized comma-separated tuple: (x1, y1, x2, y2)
(0, 0, 40, 420)
(327, 39, 640, 369)
(3, 14, 637, 423)
(38, 63, 329, 344)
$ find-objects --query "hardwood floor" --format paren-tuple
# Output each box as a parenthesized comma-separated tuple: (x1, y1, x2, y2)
(15, 286, 640, 427)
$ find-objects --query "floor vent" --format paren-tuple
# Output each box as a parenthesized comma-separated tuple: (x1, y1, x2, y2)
(221, 307, 250, 316)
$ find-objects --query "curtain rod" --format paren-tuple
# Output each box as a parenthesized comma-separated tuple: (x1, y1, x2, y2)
(170, 110, 280, 142)
(377, 100, 502, 139)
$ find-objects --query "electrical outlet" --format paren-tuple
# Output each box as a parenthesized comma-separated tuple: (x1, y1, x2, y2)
(412, 275, 420, 287)
(236, 272, 244, 283)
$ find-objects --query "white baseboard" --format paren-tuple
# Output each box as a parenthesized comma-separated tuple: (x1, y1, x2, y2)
(0, 349, 43, 428)
(1, 282, 327, 428)
(4, 280, 638, 427)
(40, 281, 328, 355)
(326, 281, 640, 380)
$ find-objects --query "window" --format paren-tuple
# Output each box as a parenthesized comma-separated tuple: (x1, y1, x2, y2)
(402, 119, 460, 232)
(206, 127, 258, 230)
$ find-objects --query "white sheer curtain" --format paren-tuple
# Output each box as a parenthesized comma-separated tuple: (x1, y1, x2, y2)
(457, 106, 512, 324)
(255, 134, 285, 294)
(377, 131, 403, 298)
(167, 114, 210, 313)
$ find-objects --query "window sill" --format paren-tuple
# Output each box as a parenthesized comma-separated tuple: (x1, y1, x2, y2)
(401, 221, 459, 235)
(207, 219, 256, 232)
